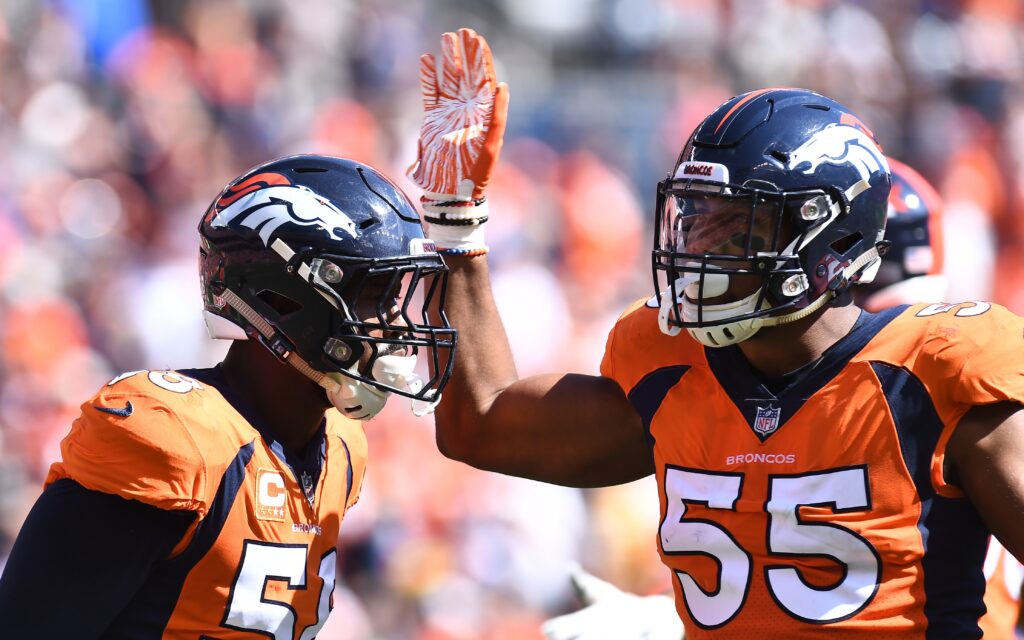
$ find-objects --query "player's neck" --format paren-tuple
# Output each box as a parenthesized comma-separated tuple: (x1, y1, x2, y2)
(735, 304, 862, 379)
(219, 340, 330, 455)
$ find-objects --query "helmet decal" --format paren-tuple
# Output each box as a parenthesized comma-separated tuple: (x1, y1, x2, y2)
(212, 173, 359, 246)
(786, 123, 889, 196)
(408, 237, 438, 255)
(674, 161, 730, 183)
(216, 172, 293, 207)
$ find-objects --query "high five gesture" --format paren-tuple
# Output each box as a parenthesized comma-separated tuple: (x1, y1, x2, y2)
(409, 28, 508, 200)
(409, 28, 508, 254)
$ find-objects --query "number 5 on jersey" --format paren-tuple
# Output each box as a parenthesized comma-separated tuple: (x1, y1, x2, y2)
(223, 542, 335, 640)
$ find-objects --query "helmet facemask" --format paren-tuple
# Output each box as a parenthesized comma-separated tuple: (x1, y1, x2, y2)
(310, 252, 455, 418)
(653, 176, 852, 347)
(653, 90, 892, 347)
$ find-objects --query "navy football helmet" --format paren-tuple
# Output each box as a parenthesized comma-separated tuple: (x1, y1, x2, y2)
(854, 158, 946, 311)
(199, 154, 455, 419)
(654, 88, 891, 347)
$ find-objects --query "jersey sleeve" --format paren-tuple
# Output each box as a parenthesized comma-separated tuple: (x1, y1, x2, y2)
(920, 303, 1024, 409)
(600, 298, 650, 388)
(599, 320, 620, 383)
(45, 373, 209, 515)
(913, 303, 1024, 495)
(331, 412, 368, 511)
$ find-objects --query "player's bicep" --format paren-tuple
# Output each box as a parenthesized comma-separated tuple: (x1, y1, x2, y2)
(0, 478, 195, 638)
(948, 402, 1024, 564)
(477, 372, 652, 487)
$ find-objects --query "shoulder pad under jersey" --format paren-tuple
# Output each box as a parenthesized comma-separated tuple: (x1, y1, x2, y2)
(46, 370, 243, 516)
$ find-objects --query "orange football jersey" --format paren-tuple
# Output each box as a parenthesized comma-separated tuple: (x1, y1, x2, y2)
(45, 368, 367, 639)
(602, 300, 1024, 638)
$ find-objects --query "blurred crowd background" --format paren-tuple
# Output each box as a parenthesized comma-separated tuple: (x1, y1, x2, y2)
(0, 0, 1021, 638)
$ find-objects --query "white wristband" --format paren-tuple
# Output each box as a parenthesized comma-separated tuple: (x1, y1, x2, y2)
(425, 221, 487, 249)
(421, 197, 489, 220)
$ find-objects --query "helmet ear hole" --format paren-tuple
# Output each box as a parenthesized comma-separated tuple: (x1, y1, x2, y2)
(830, 232, 863, 256)
(256, 290, 303, 317)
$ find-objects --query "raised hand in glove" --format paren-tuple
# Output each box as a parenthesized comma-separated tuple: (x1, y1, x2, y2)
(408, 28, 508, 251)
(542, 565, 685, 640)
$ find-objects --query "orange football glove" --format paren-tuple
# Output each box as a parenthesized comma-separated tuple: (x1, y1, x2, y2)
(408, 28, 509, 200)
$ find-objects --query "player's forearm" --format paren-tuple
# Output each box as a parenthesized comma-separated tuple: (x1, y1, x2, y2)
(435, 254, 520, 459)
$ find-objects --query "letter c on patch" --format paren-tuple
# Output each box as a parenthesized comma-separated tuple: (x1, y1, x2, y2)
(259, 472, 287, 508)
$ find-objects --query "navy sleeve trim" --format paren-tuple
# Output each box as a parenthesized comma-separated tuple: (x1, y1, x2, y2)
(628, 365, 691, 448)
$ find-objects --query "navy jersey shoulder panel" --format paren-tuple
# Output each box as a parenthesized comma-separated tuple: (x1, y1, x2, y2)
(627, 365, 691, 447)
(104, 440, 256, 638)
(870, 361, 987, 638)
(870, 362, 940, 496)
(705, 305, 907, 441)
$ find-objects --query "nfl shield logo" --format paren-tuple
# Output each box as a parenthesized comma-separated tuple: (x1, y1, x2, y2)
(754, 405, 782, 437)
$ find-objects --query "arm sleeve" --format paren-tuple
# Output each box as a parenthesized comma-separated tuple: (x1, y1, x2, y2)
(0, 479, 195, 638)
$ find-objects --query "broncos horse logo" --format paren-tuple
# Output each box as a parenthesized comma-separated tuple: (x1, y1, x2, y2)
(786, 124, 889, 200)
(210, 172, 358, 246)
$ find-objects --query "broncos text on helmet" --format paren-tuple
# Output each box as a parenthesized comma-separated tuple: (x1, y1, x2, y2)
(654, 88, 891, 347)
(199, 154, 456, 420)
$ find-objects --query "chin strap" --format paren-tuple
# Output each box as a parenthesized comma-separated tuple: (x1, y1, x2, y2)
(219, 289, 329, 385)
(324, 355, 439, 421)
(761, 245, 884, 328)
(324, 369, 390, 421)
(761, 288, 835, 328)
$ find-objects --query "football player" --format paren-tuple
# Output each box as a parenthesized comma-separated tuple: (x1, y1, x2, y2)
(0, 154, 456, 637)
(411, 29, 1024, 638)
(541, 159, 1024, 639)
